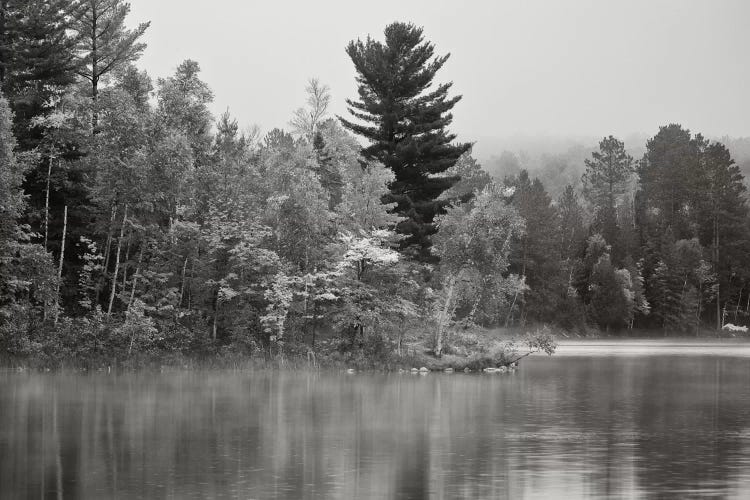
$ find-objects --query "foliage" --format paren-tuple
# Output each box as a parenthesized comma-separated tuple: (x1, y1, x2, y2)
(290, 78, 330, 140)
(340, 22, 471, 259)
(0, 93, 57, 352)
(73, 0, 150, 104)
(431, 184, 525, 354)
(506, 170, 564, 323)
(440, 152, 492, 202)
(582, 136, 634, 260)
(4, 11, 750, 370)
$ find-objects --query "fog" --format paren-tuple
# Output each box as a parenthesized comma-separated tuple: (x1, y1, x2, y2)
(127, 0, 750, 156)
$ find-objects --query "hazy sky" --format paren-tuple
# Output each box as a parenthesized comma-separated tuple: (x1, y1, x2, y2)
(127, 0, 750, 149)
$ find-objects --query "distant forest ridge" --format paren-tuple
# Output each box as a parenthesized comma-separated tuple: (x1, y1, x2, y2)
(474, 134, 750, 197)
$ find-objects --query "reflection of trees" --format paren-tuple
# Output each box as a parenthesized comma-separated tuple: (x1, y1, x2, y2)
(0, 360, 749, 498)
(630, 357, 748, 496)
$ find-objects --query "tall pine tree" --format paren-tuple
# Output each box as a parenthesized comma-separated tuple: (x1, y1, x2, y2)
(694, 141, 748, 329)
(72, 0, 149, 130)
(582, 135, 633, 261)
(637, 124, 702, 239)
(506, 170, 561, 322)
(340, 22, 470, 260)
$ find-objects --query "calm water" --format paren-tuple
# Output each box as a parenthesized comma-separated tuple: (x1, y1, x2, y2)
(2, 341, 750, 499)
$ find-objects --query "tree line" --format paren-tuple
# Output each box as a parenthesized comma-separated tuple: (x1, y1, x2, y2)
(1, 2, 748, 366)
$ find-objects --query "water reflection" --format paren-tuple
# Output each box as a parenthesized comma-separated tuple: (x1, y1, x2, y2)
(1, 354, 750, 499)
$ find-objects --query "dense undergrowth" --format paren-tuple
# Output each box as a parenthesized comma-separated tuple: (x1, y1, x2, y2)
(1, 315, 559, 372)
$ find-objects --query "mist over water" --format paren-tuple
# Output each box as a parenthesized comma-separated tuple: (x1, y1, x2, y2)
(2, 344, 750, 499)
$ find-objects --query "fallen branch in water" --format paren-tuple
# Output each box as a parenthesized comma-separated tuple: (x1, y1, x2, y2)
(507, 326, 558, 365)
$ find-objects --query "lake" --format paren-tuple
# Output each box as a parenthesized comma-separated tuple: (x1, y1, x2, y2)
(1, 340, 750, 499)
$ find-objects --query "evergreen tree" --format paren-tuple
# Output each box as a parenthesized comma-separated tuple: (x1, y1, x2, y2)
(312, 131, 344, 210)
(72, 0, 149, 129)
(694, 141, 749, 329)
(554, 184, 589, 326)
(582, 135, 633, 261)
(621, 256, 650, 327)
(557, 185, 586, 262)
(0, 0, 82, 149)
(637, 124, 702, 239)
(506, 170, 561, 322)
(340, 22, 471, 260)
(648, 238, 704, 332)
(573, 233, 610, 306)
(589, 255, 630, 330)
(583, 136, 633, 211)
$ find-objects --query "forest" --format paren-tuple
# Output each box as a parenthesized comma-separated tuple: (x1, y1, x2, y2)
(1, 1, 748, 368)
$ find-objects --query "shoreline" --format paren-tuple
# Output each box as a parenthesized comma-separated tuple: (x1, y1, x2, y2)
(4, 336, 749, 372)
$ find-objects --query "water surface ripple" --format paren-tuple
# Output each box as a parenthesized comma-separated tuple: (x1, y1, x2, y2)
(1, 340, 749, 499)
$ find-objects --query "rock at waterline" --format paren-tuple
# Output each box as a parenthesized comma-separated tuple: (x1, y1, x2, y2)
(419, 367, 430, 373)
(346, 368, 356, 374)
(444, 367, 454, 373)
(410, 368, 419, 373)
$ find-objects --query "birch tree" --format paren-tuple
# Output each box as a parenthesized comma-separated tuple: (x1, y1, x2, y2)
(432, 184, 525, 356)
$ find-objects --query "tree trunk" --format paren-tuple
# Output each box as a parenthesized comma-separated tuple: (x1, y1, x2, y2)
(188, 257, 195, 314)
(466, 278, 487, 326)
(714, 215, 720, 330)
(121, 232, 132, 291)
(53, 206, 67, 324)
(302, 272, 310, 337)
(734, 285, 743, 322)
(505, 287, 520, 327)
(435, 275, 457, 357)
(90, 6, 99, 133)
(127, 245, 144, 311)
(96, 204, 117, 305)
(107, 205, 127, 317)
(696, 282, 703, 336)
(42, 160, 52, 320)
(178, 257, 188, 309)
(311, 302, 318, 349)
(212, 301, 218, 342)
(44, 158, 53, 250)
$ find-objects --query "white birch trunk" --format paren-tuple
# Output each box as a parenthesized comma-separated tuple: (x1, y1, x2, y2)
(53, 206, 67, 324)
(107, 205, 127, 317)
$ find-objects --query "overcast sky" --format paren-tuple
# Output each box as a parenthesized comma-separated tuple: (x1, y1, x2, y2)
(127, 0, 750, 150)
